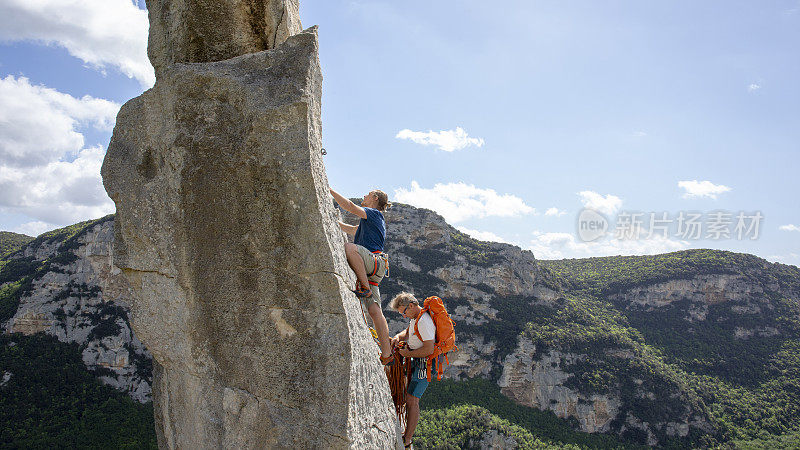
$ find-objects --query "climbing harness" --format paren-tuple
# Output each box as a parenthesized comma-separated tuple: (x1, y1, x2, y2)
(356, 250, 389, 344)
(368, 250, 389, 279)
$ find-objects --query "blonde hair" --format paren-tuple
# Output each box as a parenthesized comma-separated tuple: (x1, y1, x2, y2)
(371, 190, 391, 212)
(390, 292, 418, 310)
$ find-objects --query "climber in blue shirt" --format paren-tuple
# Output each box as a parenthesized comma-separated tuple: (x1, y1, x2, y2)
(330, 188, 394, 366)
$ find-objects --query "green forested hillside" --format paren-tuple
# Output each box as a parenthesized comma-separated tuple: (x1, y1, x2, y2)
(536, 250, 800, 446)
(539, 249, 800, 298)
(418, 378, 636, 449)
(0, 231, 32, 258)
(0, 333, 156, 448)
(416, 404, 579, 449)
(0, 216, 156, 448)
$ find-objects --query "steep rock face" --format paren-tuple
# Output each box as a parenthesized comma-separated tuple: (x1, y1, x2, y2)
(610, 274, 770, 323)
(146, 0, 301, 79)
(445, 335, 497, 379)
(498, 344, 620, 434)
(605, 273, 799, 349)
(497, 340, 704, 444)
(3, 219, 152, 402)
(102, 17, 399, 450)
(608, 269, 798, 383)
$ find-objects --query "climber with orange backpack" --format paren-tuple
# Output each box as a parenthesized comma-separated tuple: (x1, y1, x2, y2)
(389, 292, 456, 448)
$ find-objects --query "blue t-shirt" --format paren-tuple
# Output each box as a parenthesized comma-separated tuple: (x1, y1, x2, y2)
(353, 207, 386, 252)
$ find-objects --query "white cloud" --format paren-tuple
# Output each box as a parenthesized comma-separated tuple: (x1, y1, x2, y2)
(779, 224, 800, 232)
(748, 83, 761, 92)
(0, 75, 120, 168)
(395, 127, 485, 152)
(0, 0, 153, 87)
(678, 180, 732, 199)
(632, 131, 647, 137)
(577, 191, 622, 216)
(394, 181, 534, 223)
(456, 226, 508, 243)
(766, 253, 800, 268)
(0, 77, 118, 227)
(0, 146, 115, 226)
(545, 207, 567, 217)
(529, 231, 689, 260)
(12, 221, 55, 237)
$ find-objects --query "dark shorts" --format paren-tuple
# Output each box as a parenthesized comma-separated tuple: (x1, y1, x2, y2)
(407, 357, 436, 399)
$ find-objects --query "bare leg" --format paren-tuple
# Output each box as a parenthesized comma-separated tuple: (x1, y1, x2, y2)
(368, 302, 391, 358)
(404, 393, 421, 445)
(344, 243, 369, 289)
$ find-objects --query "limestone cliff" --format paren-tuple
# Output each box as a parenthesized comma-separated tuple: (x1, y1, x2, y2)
(146, 0, 301, 79)
(100, 1, 400, 448)
(2, 217, 151, 402)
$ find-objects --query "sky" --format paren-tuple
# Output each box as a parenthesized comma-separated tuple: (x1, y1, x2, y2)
(0, 0, 798, 266)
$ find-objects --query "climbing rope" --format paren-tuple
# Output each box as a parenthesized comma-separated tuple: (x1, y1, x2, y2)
(358, 293, 381, 345)
(355, 282, 407, 424)
(387, 344, 411, 426)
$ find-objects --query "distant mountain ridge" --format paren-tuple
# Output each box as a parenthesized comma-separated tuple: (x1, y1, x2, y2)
(1, 204, 799, 447)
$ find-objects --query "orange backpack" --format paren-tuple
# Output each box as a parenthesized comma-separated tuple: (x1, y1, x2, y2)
(413, 296, 457, 381)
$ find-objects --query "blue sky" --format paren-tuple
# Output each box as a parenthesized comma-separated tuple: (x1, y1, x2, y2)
(0, 0, 798, 265)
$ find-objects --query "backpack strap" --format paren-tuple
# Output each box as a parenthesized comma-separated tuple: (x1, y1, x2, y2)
(415, 306, 438, 381)
(413, 305, 430, 343)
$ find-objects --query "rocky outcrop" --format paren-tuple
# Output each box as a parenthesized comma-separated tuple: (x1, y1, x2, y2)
(609, 272, 794, 334)
(498, 344, 620, 433)
(445, 335, 497, 379)
(102, 3, 399, 448)
(497, 340, 706, 444)
(469, 430, 519, 449)
(3, 219, 152, 402)
(611, 274, 767, 311)
(146, 0, 302, 79)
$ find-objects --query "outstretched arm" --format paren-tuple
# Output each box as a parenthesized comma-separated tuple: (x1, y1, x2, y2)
(330, 188, 367, 219)
(338, 221, 358, 236)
